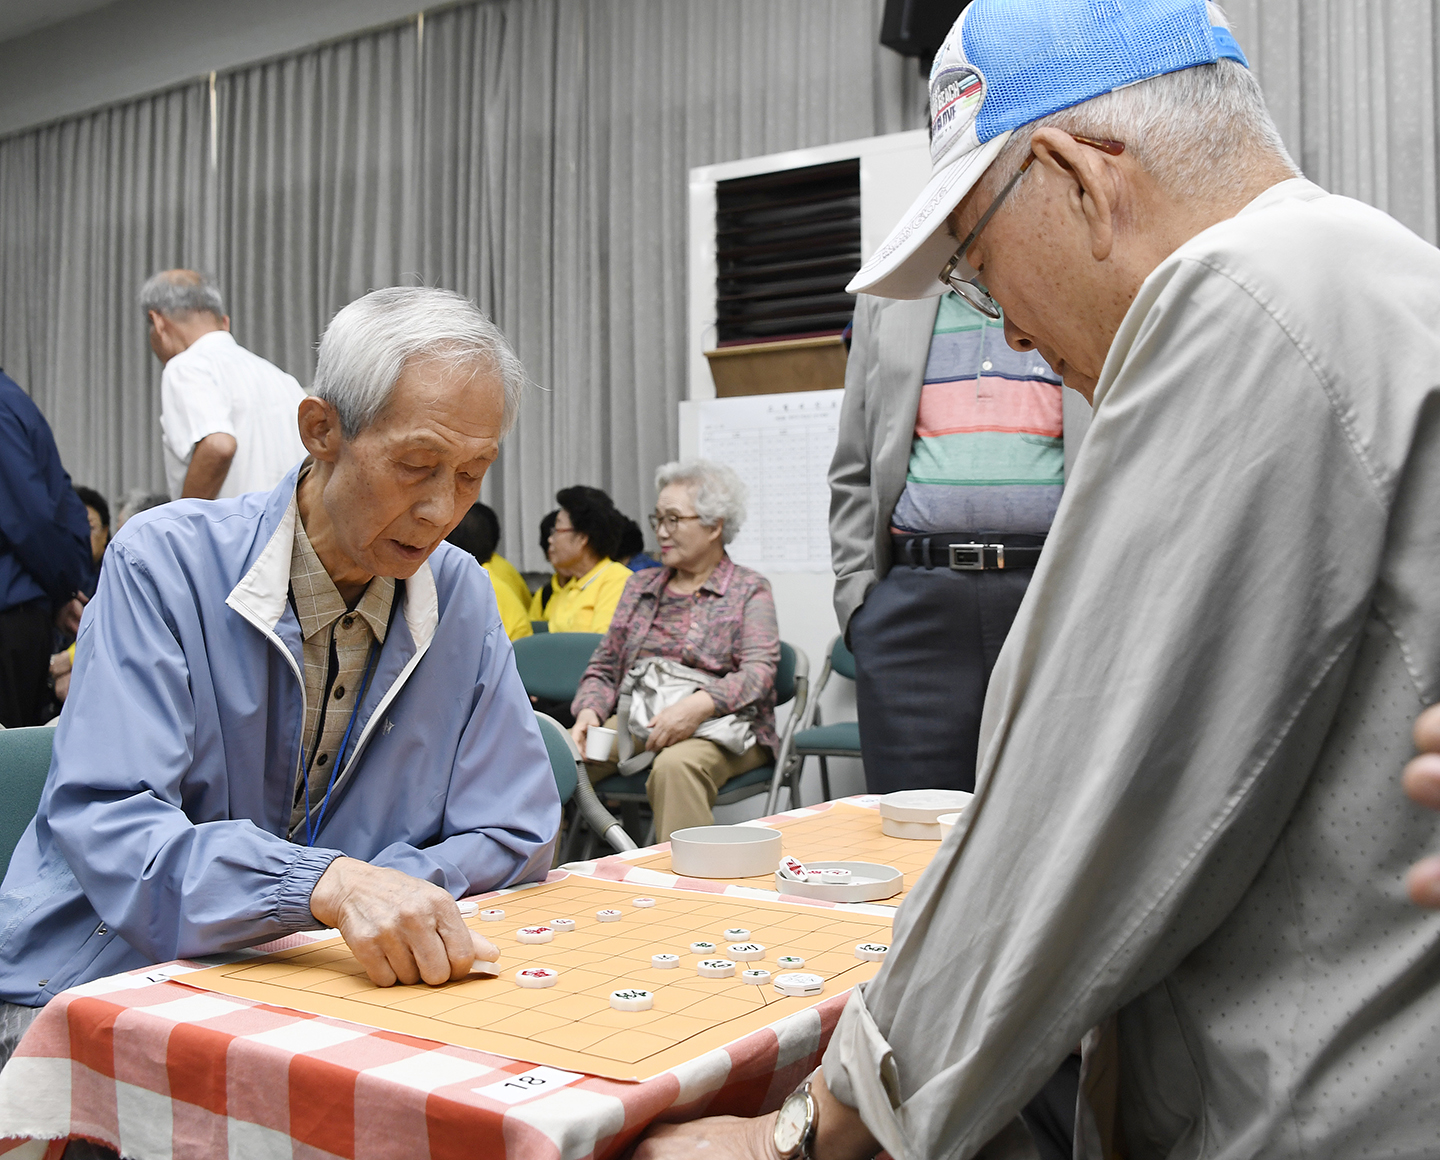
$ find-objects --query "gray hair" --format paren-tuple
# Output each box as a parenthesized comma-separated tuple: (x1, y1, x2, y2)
(115, 488, 170, 529)
(654, 459, 747, 544)
(978, 54, 1300, 210)
(139, 269, 226, 319)
(312, 287, 525, 440)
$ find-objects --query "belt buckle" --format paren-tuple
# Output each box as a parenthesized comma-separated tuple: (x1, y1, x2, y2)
(947, 543, 1006, 571)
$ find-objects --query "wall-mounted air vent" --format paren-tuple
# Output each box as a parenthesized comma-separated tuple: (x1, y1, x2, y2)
(713, 159, 861, 346)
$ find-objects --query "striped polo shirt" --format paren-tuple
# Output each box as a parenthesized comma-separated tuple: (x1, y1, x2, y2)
(890, 293, 1064, 536)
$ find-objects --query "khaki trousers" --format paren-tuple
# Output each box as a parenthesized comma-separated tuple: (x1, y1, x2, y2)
(587, 717, 768, 842)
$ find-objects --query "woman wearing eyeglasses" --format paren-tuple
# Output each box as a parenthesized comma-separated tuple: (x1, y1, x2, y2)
(571, 460, 779, 842)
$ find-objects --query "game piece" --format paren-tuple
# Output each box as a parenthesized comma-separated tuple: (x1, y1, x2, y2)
(855, 942, 889, 961)
(632, 897, 657, 908)
(596, 908, 623, 922)
(470, 959, 501, 978)
(610, 988, 654, 1011)
(773, 972, 825, 997)
(775, 955, 805, 969)
(651, 953, 680, 969)
(479, 908, 505, 922)
(517, 926, 554, 944)
(741, 969, 771, 985)
(690, 941, 717, 954)
(458, 900, 479, 916)
(697, 958, 736, 978)
(551, 918, 576, 932)
(515, 967, 558, 988)
(723, 928, 750, 940)
(815, 868, 852, 883)
(728, 943, 765, 961)
(779, 856, 810, 880)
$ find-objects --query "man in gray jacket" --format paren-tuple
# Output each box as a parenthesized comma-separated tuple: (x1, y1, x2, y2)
(638, 2, 1440, 1157)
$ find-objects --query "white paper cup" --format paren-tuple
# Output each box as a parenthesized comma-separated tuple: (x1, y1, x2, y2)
(583, 726, 616, 762)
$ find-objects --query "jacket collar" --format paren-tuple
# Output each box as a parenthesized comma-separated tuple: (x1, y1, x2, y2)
(225, 465, 438, 651)
(643, 553, 735, 598)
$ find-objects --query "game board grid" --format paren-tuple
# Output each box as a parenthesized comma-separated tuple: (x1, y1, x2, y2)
(184, 876, 893, 1079)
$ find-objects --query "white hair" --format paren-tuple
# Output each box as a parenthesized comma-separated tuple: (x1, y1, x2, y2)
(312, 287, 525, 439)
(655, 459, 747, 544)
(139, 270, 225, 319)
(979, 57, 1300, 209)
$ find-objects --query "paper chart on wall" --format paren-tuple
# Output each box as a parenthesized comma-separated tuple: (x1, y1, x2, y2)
(694, 390, 843, 573)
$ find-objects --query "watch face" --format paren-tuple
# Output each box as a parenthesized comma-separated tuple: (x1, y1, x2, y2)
(774, 1090, 810, 1153)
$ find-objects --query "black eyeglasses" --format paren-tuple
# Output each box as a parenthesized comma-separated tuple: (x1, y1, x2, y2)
(939, 135, 1126, 319)
(648, 513, 702, 533)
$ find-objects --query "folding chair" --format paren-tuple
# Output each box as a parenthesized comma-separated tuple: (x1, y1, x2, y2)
(0, 726, 54, 876)
(532, 712, 635, 859)
(785, 634, 861, 804)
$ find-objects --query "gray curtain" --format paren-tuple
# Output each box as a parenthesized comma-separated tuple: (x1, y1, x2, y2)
(1, 0, 1434, 566)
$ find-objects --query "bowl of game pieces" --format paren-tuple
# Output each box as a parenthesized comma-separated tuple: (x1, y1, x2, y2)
(936, 811, 966, 841)
(775, 858, 903, 903)
(670, 825, 782, 878)
(878, 789, 974, 840)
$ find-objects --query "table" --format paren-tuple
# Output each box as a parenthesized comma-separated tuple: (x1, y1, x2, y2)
(0, 797, 942, 1160)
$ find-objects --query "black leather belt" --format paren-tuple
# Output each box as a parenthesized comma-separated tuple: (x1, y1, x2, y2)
(890, 535, 1044, 571)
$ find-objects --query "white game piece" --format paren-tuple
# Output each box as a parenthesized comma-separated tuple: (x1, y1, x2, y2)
(651, 953, 680, 969)
(741, 969, 771, 985)
(855, 942, 889, 961)
(479, 908, 505, 922)
(610, 988, 654, 1011)
(775, 955, 805, 969)
(779, 856, 810, 880)
(470, 959, 501, 978)
(457, 900, 479, 916)
(727, 943, 765, 961)
(515, 967, 558, 988)
(551, 918, 576, 932)
(690, 941, 717, 954)
(723, 928, 750, 940)
(697, 958, 736, 978)
(815, 868, 852, 883)
(596, 909, 623, 922)
(772, 971, 825, 997)
(632, 897, 657, 908)
(517, 926, 554, 944)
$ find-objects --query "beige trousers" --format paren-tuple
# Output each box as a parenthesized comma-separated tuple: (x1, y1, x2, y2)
(587, 716, 768, 842)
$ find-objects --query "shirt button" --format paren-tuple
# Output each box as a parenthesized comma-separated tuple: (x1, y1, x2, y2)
(341, 615, 355, 630)
(316, 753, 329, 767)
(981, 360, 993, 370)
(333, 685, 346, 700)
(37, 979, 47, 988)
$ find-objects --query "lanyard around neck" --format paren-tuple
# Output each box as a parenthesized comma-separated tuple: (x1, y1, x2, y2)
(303, 638, 380, 847)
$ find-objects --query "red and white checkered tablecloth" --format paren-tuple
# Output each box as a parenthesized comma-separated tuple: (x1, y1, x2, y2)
(0, 868, 859, 1160)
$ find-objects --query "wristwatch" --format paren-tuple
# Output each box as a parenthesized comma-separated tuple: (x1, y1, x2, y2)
(772, 1078, 817, 1160)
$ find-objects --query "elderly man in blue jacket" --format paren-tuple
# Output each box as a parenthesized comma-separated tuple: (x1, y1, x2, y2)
(0, 287, 560, 1066)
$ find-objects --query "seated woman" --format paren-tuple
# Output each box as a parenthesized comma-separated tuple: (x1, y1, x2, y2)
(571, 460, 779, 842)
(530, 485, 631, 633)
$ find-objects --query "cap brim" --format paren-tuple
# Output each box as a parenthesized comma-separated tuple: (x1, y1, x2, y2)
(847, 131, 1011, 300)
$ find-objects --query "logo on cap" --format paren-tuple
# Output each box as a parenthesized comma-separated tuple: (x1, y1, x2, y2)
(930, 64, 984, 163)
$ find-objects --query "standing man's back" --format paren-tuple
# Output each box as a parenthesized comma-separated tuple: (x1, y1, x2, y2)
(141, 269, 307, 500)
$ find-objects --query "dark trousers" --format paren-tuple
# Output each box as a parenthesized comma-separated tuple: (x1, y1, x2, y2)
(0, 600, 52, 728)
(1021, 1051, 1081, 1160)
(847, 542, 1037, 794)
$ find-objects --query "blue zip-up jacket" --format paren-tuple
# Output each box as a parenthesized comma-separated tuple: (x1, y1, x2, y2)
(0, 370, 95, 613)
(0, 466, 560, 1004)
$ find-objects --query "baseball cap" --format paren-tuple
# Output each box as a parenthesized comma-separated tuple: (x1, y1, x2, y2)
(849, 0, 1249, 299)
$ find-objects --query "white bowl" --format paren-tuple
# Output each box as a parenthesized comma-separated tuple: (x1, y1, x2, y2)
(936, 811, 966, 841)
(669, 825, 782, 878)
(879, 789, 974, 840)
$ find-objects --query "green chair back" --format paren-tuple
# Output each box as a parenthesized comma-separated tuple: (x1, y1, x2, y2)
(774, 641, 799, 706)
(533, 713, 579, 805)
(0, 727, 54, 876)
(830, 636, 856, 681)
(511, 633, 605, 704)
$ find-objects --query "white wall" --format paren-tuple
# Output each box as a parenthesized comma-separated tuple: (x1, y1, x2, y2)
(0, 0, 429, 137)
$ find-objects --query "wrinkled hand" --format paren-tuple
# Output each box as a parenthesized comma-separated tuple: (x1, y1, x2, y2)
(309, 857, 498, 986)
(572, 708, 603, 751)
(1403, 703, 1440, 907)
(55, 596, 86, 636)
(632, 1112, 777, 1160)
(49, 651, 72, 680)
(645, 691, 715, 752)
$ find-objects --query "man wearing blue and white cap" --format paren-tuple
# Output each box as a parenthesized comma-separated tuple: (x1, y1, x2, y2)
(639, 2, 1440, 1158)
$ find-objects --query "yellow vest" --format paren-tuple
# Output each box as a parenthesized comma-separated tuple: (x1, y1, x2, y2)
(485, 553, 532, 610)
(483, 563, 533, 641)
(543, 558, 632, 634)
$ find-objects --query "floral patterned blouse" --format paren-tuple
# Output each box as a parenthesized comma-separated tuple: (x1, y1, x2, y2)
(571, 555, 781, 756)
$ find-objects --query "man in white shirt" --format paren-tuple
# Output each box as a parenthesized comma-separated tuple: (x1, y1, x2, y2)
(142, 269, 307, 500)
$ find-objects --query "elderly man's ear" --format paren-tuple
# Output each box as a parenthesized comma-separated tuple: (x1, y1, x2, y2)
(1029, 127, 1121, 262)
(297, 396, 344, 463)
